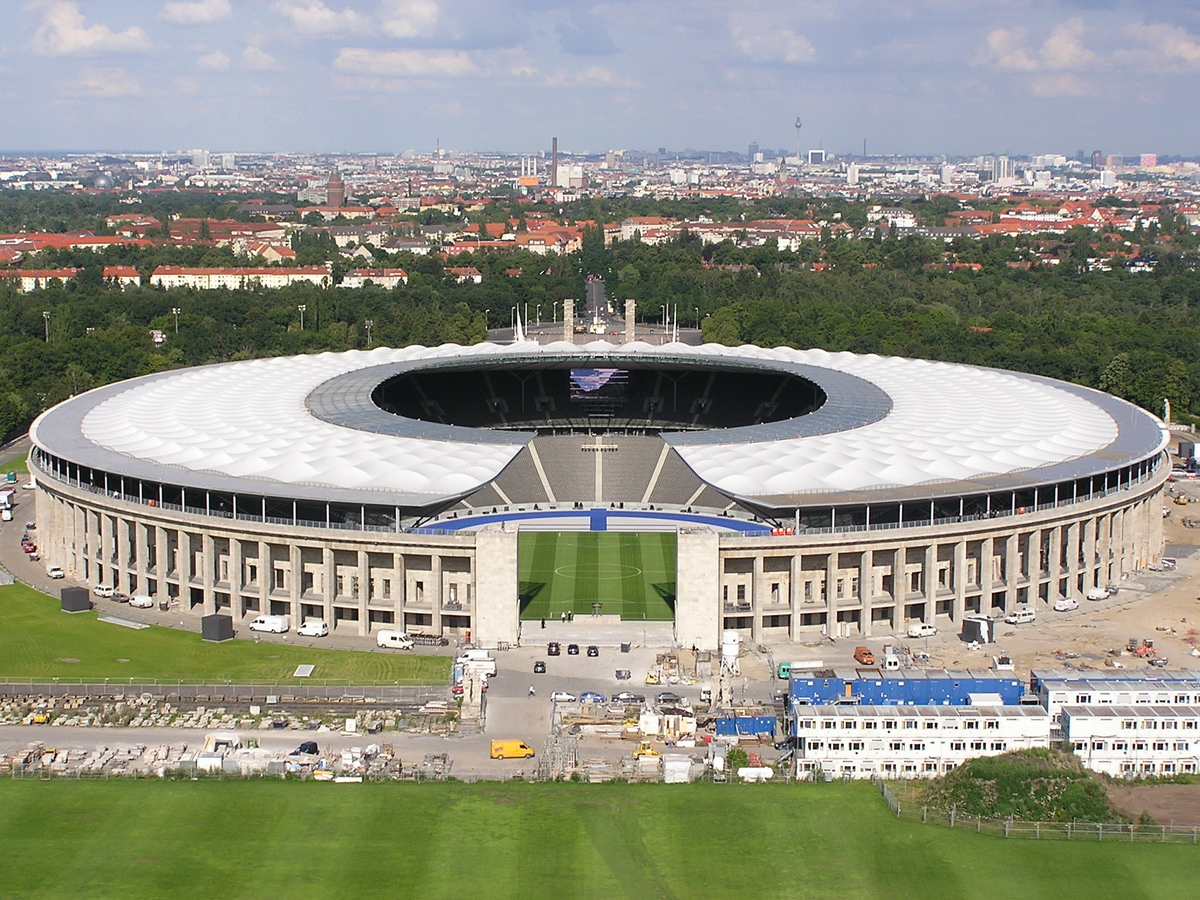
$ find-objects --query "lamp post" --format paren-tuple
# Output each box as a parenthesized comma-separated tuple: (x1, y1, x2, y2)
(298, 304, 306, 330)
(552, 301, 558, 322)
(364, 318, 374, 348)
(42, 310, 50, 342)
(536, 304, 541, 326)
(171, 307, 181, 334)
(694, 306, 699, 327)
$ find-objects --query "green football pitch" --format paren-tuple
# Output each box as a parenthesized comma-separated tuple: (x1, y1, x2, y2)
(0, 780, 1194, 900)
(518, 531, 676, 621)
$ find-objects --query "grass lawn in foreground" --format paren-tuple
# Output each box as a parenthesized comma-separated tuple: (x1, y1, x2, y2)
(519, 531, 676, 621)
(0, 780, 1192, 900)
(0, 582, 449, 683)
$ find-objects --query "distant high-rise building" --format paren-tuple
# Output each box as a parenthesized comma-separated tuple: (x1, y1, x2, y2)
(1140, 153, 1158, 168)
(846, 162, 859, 186)
(1099, 169, 1117, 189)
(326, 169, 345, 208)
(808, 149, 826, 166)
(1106, 155, 1121, 168)
(940, 163, 955, 184)
(221, 153, 236, 171)
(191, 149, 210, 169)
(1090, 150, 1102, 169)
(992, 155, 1014, 181)
(747, 142, 759, 163)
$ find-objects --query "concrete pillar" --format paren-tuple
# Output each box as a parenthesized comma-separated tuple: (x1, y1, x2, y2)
(750, 555, 763, 644)
(322, 547, 336, 626)
(858, 550, 872, 638)
(953, 539, 967, 622)
(1065, 522, 1080, 594)
(431, 554, 443, 636)
(357, 548, 370, 636)
(201, 532, 217, 615)
(625, 298, 635, 344)
(1048, 526, 1063, 600)
(229, 539, 243, 615)
(475, 531, 520, 647)
(563, 297, 575, 343)
(980, 536, 994, 612)
(100, 512, 114, 586)
(1083, 517, 1097, 589)
(289, 543, 303, 617)
(258, 540, 271, 617)
(891, 545, 904, 627)
(155, 525, 169, 597)
(392, 551, 406, 632)
(788, 553, 801, 642)
(825, 552, 838, 637)
(923, 543, 937, 621)
(134, 519, 148, 595)
(1004, 533, 1019, 613)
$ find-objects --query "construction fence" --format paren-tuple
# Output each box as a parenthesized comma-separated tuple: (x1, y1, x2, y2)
(873, 777, 1200, 843)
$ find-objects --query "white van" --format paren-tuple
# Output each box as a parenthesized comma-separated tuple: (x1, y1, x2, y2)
(296, 619, 329, 637)
(906, 622, 937, 638)
(1004, 607, 1036, 624)
(882, 652, 901, 671)
(377, 629, 414, 650)
(249, 615, 289, 634)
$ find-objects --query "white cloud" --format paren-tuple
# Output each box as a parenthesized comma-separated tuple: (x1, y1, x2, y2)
(161, 0, 231, 25)
(380, 0, 439, 39)
(270, 0, 369, 35)
(198, 50, 231, 70)
(242, 46, 281, 70)
(73, 66, 143, 97)
(1119, 22, 1200, 72)
(28, 0, 150, 57)
(731, 21, 815, 64)
(333, 47, 475, 78)
(985, 18, 1093, 72)
(1028, 72, 1089, 98)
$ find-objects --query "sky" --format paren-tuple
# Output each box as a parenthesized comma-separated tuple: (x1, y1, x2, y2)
(2, 0, 1200, 157)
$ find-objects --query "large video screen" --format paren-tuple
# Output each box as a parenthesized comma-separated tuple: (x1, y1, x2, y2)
(568, 368, 629, 402)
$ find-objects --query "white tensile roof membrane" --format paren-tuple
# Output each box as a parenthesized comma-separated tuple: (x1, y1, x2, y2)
(30, 341, 1165, 508)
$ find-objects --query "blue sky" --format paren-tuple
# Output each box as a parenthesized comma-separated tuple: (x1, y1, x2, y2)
(3, 0, 1200, 156)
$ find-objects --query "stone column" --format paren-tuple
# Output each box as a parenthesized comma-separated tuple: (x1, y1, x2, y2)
(155, 525, 169, 597)
(788, 552, 801, 641)
(750, 555, 763, 644)
(201, 533, 217, 615)
(563, 297, 575, 343)
(1004, 533, 1019, 613)
(858, 550, 872, 638)
(1048, 526, 1063, 600)
(953, 539, 967, 623)
(923, 543, 937, 621)
(392, 551, 406, 632)
(357, 548, 370, 636)
(289, 543, 303, 617)
(322, 547, 336, 627)
(980, 536, 994, 612)
(475, 531, 521, 647)
(431, 554, 443, 636)
(825, 553, 838, 637)
(625, 298, 635, 344)
(229, 539, 243, 615)
(134, 519, 148, 595)
(1083, 517, 1098, 589)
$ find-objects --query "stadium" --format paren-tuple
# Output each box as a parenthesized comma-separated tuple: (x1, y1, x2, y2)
(28, 340, 1168, 650)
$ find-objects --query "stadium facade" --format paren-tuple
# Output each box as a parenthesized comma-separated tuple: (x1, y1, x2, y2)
(29, 341, 1169, 650)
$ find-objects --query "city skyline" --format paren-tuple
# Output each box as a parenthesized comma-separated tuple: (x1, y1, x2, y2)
(3, 0, 1200, 156)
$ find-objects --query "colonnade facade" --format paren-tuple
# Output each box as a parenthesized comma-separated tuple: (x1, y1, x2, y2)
(35, 459, 1167, 650)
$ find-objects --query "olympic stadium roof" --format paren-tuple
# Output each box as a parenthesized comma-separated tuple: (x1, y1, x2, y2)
(30, 341, 1168, 509)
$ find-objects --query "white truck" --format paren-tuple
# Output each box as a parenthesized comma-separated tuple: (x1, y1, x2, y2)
(377, 629, 415, 650)
(248, 615, 289, 634)
(456, 650, 497, 676)
(0, 488, 14, 510)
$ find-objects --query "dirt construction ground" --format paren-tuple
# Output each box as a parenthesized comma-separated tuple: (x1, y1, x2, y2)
(1107, 783, 1200, 825)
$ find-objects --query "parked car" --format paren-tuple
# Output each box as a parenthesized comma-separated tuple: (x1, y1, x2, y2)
(297, 619, 329, 637)
(547, 641, 561, 656)
(613, 691, 646, 704)
(289, 741, 319, 756)
(906, 622, 937, 638)
(45, 565, 65, 579)
(567, 643, 580, 655)
(586, 645, 599, 657)
(550, 690, 576, 703)
(93, 585, 115, 598)
(452, 680, 488, 696)
(128, 594, 155, 608)
(774, 735, 803, 751)
(533, 660, 547, 674)
(655, 691, 683, 706)
(1004, 608, 1036, 624)
(853, 646, 875, 665)
(1053, 597, 1080, 612)
(579, 691, 606, 704)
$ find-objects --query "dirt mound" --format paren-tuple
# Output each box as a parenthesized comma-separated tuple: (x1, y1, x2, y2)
(1107, 783, 1200, 826)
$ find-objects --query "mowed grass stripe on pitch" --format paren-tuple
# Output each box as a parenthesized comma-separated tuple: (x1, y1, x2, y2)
(0, 781, 1195, 900)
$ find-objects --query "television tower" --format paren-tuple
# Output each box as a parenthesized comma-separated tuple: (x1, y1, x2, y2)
(794, 117, 803, 162)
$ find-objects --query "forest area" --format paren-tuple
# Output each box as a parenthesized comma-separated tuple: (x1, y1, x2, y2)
(0, 189, 1198, 440)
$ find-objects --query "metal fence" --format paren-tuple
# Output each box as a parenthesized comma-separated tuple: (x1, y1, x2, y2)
(873, 777, 1200, 843)
(0, 679, 448, 704)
